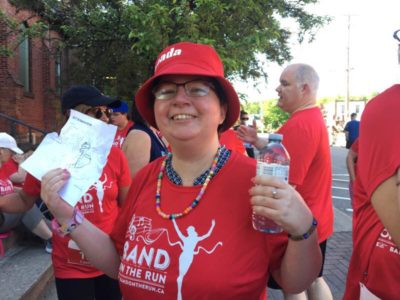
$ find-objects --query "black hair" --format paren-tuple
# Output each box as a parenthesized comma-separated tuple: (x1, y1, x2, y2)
(210, 78, 227, 106)
(240, 110, 248, 118)
(131, 99, 147, 126)
(209, 79, 228, 133)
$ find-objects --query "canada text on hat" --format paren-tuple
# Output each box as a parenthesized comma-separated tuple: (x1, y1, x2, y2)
(155, 47, 182, 70)
(0, 133, 23, 154)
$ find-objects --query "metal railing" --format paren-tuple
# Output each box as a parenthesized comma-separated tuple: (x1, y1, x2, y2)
(0, 112, 48, 146)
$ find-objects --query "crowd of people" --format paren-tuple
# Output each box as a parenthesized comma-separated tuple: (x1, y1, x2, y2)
(0, 133, 53, 253)
(0, 39, 398, 300)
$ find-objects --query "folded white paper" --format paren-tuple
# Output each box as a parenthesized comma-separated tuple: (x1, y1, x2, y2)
(21, 110, 117, 207)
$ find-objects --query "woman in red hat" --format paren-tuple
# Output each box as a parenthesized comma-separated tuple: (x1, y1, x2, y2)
(40, 43, 321, 299)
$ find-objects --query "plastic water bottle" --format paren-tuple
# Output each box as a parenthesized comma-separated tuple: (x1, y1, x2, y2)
(252, 133, 290, 233)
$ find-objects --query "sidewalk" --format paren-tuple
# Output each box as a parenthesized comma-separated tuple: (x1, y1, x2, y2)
(268, 207, 353, 300)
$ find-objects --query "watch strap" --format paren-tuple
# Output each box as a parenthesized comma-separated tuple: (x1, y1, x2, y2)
(52, 207, 84, 237)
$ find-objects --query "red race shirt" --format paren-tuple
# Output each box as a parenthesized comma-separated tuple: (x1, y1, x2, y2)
(111, 151, 287, 300)
(277, 107, 333, 243)
(113, 121, 134, 148)
(0, 158, 22, 188)
(23, 147, 131, 279)
(350, 138, 359, 179)
(350, 138, 359, 153)
(219, 128, 246, 154)
(344, 85, 400, 300)
(0, 172, 15, 196)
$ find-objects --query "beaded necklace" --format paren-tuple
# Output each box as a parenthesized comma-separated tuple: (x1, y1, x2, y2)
(155, 147, 221, 220)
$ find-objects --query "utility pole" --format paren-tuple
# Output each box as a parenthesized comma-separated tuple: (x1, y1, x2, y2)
(345, 15, 351, 121)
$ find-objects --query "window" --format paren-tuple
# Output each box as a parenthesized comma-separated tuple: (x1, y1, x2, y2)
(18, 23, 31, 93)
(55, 52, 61, 94)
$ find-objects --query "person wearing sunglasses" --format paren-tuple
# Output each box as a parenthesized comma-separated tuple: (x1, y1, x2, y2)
(0, 85, 131, 300)
(39, 43, 321, 299)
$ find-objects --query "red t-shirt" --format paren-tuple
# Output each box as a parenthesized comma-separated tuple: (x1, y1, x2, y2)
(277, 107, 333, 243)
(0, 158, 22, 188)
(219, 129, 246, 154)
(113, 121, 134, 148)
(350, 138, 359, 153)
(0, 172, 15, 196)
(111, 151, 287, 299)
(344, 85, 400, 300)
(350, 138, 359, 179)
(23, 147, 131, 279)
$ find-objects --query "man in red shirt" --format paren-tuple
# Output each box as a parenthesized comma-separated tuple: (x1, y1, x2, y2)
(238, 63, 333, 300)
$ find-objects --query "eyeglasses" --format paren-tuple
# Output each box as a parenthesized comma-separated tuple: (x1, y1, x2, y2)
(152, 80, 215, 100)
(241, 117, 249, 121)
(84, 107, 113, 119)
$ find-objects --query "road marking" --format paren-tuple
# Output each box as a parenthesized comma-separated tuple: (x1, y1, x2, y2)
(346, 208, 354, 212)
(333, 179, 349, 183)
(332, 186, 349, 190)
(332, 174, 349, 176)
(333, 196, 351, 201)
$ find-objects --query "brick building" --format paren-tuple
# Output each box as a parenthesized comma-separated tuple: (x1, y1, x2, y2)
(0, 0, 64, 143)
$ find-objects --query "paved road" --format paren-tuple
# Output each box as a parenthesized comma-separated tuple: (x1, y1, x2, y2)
(268, 146, 353, 300)
(331, 146, 353, 216)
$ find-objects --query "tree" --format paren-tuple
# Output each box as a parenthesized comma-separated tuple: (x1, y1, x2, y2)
(0, 9, 48, 57)
(242, 99, 289, 132)
(8, 0, 329, 100)
(261, 100, 289, 132)
(244, 102, 262, 115)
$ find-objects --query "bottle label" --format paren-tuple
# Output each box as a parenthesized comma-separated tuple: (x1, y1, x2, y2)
(256, 162, 289, 182)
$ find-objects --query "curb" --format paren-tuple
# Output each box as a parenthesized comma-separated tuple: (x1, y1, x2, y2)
(0, 244, 53, 300)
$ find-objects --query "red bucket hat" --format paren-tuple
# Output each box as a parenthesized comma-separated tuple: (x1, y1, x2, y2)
(135, 42, 240, 132)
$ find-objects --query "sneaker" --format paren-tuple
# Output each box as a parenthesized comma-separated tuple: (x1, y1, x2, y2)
(45, 238, 52, 254)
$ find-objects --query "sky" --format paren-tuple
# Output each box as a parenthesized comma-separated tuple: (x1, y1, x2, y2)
(234, 0, 400, 101)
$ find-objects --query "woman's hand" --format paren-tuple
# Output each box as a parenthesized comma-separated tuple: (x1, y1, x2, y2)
(249, 174, 313, 237)
(41, 168, 73, 223)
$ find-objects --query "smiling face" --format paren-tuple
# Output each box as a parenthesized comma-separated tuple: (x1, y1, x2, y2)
(153, 75, 226, 144)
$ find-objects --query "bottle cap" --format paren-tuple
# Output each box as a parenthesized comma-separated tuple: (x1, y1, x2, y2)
(268, 133, 283, 142)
